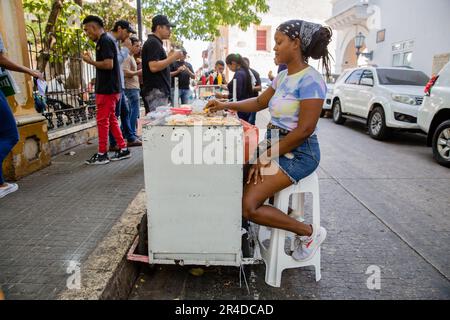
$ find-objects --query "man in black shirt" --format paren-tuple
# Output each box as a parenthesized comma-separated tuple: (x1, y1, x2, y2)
(82, 15, 130, 165)
(170, 49, 195, 105)
(142, 15, 183, 112)
(243, 57, 261, 125)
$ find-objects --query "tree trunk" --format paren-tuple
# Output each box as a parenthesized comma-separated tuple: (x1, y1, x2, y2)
(37, 0, 64, 72)
(65, 57, 85, 90)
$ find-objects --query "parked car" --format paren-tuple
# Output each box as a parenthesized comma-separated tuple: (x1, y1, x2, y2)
(418, 62, 450, 167)
(331, 66, 430, 140)
(322, 72, 349, 117)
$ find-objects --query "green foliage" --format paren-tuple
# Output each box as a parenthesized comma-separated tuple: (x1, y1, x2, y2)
(23, 0, 270, 54)
(82, 0, 153, 32)
(142, 0, 270, 41)
(23, 0, 91, 61)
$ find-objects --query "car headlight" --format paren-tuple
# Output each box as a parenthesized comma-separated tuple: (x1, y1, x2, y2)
(391, 94, 417, 105)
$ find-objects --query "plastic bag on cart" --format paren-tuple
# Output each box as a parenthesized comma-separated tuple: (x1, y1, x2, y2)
(241, 119, 259, 164)
(191, 98, 207, 113)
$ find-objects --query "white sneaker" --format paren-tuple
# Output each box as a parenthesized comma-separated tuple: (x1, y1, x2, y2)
(292, 226, 327, 261)
(0, 183, 19, 199)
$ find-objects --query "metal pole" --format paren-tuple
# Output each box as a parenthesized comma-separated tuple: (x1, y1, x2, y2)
(174, 77, 179, 107)
(137, 0, 143, 41)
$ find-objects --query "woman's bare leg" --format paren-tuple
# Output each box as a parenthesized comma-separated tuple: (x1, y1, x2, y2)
(242, 164, 313, 237)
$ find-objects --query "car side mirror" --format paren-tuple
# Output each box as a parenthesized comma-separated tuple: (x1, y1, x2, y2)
(360, 78, 374, 86)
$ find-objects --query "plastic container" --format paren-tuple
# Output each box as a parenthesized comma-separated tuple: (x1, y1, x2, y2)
(171, 107, 192, 115)
(156, 106, 171, 113)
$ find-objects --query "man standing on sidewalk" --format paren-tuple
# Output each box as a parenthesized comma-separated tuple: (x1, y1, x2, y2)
(82, 15, 131, 164)
(122, 37, 142, 139)
(170, 49, 195, 105)
(142, 15, 183, 112)
(107, 20, 142, 150)
(0, 33, 43, 198)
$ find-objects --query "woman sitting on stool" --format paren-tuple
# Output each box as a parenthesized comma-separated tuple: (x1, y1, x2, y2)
(206, 20, 332, 261)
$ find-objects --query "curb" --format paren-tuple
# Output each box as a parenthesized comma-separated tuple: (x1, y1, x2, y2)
(58, 190, 146, 300)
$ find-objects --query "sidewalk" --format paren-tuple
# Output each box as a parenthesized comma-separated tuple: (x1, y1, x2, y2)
(0, 142, 144, 299)
(1, 117, 450, 300)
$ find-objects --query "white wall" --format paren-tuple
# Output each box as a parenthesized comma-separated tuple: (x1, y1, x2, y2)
(225, 0, 335, 79)
(332, 0, 450, 75)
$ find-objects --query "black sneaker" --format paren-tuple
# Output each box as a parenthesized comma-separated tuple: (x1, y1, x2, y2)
(110, 149, 131, 161)
(85, 153, 110, 165)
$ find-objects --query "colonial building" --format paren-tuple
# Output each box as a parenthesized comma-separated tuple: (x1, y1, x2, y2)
(326, 0, 450, 75)
(206, 0, 335, 80)
(0, 0, 51, 180)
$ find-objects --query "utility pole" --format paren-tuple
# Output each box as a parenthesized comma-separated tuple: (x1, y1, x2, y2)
(137, 0, 142, 41)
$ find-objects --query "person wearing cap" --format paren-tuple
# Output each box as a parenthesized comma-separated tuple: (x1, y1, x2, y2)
(170, 48, 195, 105)
(142, 15, 184, 112)
(107, 20, 142, 150)
(82, 15, 131, 164)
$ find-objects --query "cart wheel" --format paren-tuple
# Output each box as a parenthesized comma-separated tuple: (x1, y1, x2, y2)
(137, 212, 148, 256)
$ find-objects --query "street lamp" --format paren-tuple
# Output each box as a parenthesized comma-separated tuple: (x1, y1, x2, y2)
(354, 32, 373, 61)
(137, 0, 142, 41)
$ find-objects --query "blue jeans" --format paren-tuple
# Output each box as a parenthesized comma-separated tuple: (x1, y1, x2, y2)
(179, 89, 191, 105)
(238, 112, 253, 124)
(124, 88, 140, 138)
(0, 90, 19, 185)
(171, 88, 192, 105)
(109, 91, 138, 147)
(248, 112, 256, 125)
(265, 129, 320, 184)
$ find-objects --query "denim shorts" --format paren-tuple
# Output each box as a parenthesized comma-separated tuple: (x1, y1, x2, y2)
(265, 129, 321, 184)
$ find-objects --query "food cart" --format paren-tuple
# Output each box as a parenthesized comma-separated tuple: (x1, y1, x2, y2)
(127, 78, 263, 291)
(143, 111, 245, 266)
(128, 106, 263, 267)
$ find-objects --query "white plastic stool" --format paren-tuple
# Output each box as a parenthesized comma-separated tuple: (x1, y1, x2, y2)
(258, 171, 322, 287)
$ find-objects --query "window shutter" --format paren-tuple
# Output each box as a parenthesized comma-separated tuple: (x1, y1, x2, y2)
(256, 30, 267, 51)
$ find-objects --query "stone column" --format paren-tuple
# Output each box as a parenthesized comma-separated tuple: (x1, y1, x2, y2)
(0, 0, 51, 181)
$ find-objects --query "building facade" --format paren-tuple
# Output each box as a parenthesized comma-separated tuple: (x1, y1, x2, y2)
(0, 0, 51, 180)
(206, 0, 334, 80)
(326, 0, 450, 75)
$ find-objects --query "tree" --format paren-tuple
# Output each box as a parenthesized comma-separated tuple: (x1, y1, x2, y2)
(82, 0, 143, 32)
(142, 0, 270, 41)
(23, 0, 270, 88)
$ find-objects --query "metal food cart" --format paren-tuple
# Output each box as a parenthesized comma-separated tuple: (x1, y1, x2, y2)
(127, 110, 262, 267)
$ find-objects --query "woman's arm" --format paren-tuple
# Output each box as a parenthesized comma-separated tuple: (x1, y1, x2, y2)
(0, 52, 43, 79)
(262, 99, 323, 161)
(207, 86, 275, 113)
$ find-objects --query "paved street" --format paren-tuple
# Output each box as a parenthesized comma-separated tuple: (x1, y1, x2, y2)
(129, 115, 450, 300)
(1, 115, 449, 300)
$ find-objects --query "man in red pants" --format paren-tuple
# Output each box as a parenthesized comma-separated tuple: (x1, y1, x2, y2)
(82, 15, 131, 165)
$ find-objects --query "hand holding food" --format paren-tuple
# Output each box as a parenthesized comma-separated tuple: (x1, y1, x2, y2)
(205, 99, 227, 113)
(82, 51, 93, 64)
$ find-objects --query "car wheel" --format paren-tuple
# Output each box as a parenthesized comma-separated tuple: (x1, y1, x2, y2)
(368, 106, 390, 140)
(332, 99, 346, 124)
(432, 120, 450, 168)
